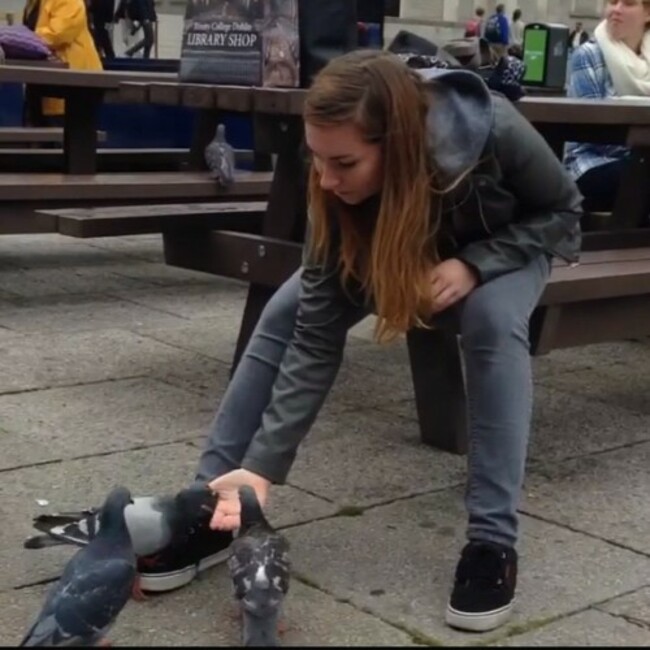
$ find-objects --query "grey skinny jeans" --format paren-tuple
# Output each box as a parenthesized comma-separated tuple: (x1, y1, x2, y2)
(196, 254, 551, 547)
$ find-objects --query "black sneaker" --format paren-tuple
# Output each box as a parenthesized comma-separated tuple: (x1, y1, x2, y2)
(138, 525, 233, 592)
(445, 541, 517, 632)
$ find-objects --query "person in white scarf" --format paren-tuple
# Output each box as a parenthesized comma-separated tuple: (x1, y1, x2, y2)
(564, 0, 650, 213)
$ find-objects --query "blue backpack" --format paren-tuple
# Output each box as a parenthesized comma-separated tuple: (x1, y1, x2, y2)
(484, 14, 502, 43)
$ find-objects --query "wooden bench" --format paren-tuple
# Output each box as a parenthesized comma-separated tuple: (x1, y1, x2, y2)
(0, 170, 272, 235)
(0, 147, 257, 174)
(41, 201, 267, 238)
(0, 127, 106, 145)
(163, 232, 650, 454)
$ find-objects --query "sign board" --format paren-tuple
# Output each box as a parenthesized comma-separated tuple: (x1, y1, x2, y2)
(179, 0, 299, 87)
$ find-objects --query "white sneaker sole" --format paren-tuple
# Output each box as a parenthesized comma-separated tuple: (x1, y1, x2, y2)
(138, 547, 231, 592)
(445, 600, 514, 632)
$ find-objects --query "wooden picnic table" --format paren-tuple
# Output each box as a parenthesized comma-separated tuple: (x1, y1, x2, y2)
(516, 96, 650, 229)
(0, 64, 176, 174)
(119, 83, 650, 347)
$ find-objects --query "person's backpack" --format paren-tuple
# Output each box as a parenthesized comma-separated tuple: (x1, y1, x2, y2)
(484, 14, 502, 43)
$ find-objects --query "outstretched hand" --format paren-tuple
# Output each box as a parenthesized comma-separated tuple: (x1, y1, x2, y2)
(208, 469, 271, 531)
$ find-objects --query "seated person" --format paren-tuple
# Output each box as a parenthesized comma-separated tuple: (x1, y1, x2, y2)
(564, 0, 650, 213)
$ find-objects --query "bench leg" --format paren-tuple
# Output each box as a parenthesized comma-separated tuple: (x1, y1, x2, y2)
(406, 327, 468, 454)
(64, 89, 100, 174)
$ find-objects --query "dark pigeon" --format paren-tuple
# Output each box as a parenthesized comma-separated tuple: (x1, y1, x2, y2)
(204, 123, 236, 188)
(228, 485, 290, 647)
(20, 486, 136, 647)
(24, 483, 216, 558)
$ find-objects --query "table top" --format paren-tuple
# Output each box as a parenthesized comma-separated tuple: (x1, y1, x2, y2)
(0, 64, 176, 89)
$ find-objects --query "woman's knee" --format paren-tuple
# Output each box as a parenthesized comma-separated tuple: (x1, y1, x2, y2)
(460, 293, 529, 348)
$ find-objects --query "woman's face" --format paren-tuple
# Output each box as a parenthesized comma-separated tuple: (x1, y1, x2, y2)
(605, 0, 650, 43)
(305, 121, 383, 205)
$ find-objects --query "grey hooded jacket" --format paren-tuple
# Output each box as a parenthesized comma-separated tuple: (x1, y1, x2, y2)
(240, 69, 583, 485)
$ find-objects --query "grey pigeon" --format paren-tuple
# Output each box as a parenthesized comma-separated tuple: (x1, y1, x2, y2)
(228, 485, 290, 647)
(20, 486, 136, 647)
(204, 123, 236, 188)
(24, 483, 216, 558)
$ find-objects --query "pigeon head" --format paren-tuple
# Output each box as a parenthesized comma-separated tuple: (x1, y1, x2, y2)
(238, 485, 266, 527)
(215, 123, 226, 142)
(98, 486, 133, 532)
(174, 483, 216, 526)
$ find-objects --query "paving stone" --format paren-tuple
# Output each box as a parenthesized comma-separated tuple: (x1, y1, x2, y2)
(0, 329, 225, 394)
(0, 293, 188, 334)
(0, 234, 135, 268)
(0, 570, 416, 647)
(539, 361, 650, 416)
(495, 609, 650, 646)
(134, 316, 242, 364)
(287, 409, 465, 507)
(0, 378, 216, 470)
(522, 443, 650, 554)
(0, 443, 335, 591)
(110, 282, 248, 320)
(532, 341, 650, 379)
(367, 384, 650, 464)
(284, 489, 650, 645)
(597, 587, 650, 628)
(109, 260, 232, 288)
(0, 266, 157, 298)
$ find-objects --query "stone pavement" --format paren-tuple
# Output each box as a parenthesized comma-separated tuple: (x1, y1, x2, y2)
(0, 233, 648, 646)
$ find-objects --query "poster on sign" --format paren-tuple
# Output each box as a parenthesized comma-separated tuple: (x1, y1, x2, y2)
(179, 0, 299, 87)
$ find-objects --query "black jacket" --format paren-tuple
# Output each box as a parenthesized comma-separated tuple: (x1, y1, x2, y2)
(240, 69, 583, 484)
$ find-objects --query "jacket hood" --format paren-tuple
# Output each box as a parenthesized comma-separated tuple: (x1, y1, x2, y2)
(417, 68, 494, 183)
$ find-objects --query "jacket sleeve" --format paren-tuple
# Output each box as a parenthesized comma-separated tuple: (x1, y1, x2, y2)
(241, 224, 368, 484)
(456, 95, 583, 282)
(36, 0, 86, 48)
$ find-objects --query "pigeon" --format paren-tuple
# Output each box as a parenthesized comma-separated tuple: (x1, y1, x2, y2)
(24, 483, 217, 559)
(228, 485, 290, 647)
(204, 123, 236, 188)
(19, 486, 136, 647)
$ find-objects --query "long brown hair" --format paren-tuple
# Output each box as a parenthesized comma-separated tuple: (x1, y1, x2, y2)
(304, 50, 438, 342)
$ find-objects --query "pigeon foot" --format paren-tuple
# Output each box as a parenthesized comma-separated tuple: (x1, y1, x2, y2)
(132, 575, 148, 602)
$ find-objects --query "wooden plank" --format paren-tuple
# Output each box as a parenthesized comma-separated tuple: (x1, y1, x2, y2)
(253, 88, 304, 115)
(164, 231, 302, 286)
(518, 96, 650, 126)
(0, 128, 107, 144)
(0, 65, 176, 90)
(182, 84, 216, 109)
(48, 200, 267, 238)
(0, 171, 273, 201)
(539, 294, 650, 350)
(542, 259, 650, 304)
(118, 82, 150, 104)
(213, 86, 253, 111)
(148, 82, 182, 106)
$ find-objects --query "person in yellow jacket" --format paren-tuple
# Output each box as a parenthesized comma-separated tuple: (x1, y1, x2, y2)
(22, 0, 102, 124)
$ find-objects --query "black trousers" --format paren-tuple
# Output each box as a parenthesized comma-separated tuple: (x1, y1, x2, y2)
(576, 160, 624, 213)
(125, 20, 154, 59)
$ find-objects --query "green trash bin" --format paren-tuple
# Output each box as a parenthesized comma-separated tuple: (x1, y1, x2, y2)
(522, 22, 569, 89)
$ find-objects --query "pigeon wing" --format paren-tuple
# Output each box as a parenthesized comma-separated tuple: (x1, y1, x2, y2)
(21, 558, 135, 646)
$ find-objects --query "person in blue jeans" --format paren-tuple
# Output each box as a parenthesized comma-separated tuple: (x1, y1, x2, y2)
(63, 50, 583, 633)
